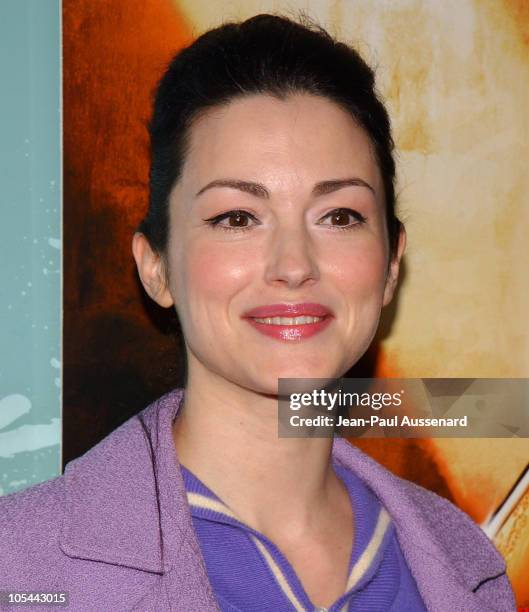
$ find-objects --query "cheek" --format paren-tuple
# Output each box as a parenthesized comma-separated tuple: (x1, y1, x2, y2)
(177, 239, 255, 306)
(325, 239, 388, 299)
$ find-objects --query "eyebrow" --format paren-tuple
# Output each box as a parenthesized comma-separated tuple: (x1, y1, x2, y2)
(195, 177, 375, 199)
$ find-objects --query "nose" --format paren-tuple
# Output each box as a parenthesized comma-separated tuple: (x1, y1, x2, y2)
(264, 224, 319, 289)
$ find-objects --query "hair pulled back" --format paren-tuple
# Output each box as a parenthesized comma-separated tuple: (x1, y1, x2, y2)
(139, 14, 401, 257)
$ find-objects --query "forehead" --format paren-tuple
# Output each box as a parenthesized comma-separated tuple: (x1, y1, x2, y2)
(178, 93, 383, 197)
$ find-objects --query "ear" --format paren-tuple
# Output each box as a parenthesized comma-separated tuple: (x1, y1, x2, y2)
(132, 232, 174, 308)
(383, 225, 406, 307)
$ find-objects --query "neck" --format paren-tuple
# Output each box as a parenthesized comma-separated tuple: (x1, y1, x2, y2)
(172, 359, 341, 537)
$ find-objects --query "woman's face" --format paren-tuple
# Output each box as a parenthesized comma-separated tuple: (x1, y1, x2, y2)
(153, 93, 403, 394)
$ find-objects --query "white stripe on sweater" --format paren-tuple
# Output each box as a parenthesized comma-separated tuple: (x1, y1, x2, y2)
(251, 534, 307, 612)
(345, 507, 391, 592)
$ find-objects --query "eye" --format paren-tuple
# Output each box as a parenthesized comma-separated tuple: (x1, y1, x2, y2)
(203, 209, 260, 231)
(318, 208, 367, 230)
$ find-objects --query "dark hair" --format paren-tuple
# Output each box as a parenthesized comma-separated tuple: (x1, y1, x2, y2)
(139, 13, 402, 259)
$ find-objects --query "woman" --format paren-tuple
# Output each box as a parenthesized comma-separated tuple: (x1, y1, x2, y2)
(0, 14, 514, 612)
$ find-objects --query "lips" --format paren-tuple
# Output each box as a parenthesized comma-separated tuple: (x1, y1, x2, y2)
(243, 303, 332, 318)
(243, 303, 333, 342)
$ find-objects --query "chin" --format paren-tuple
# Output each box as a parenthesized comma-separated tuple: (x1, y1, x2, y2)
(252, 362, 342, 395)
(275, 358, 335, 377)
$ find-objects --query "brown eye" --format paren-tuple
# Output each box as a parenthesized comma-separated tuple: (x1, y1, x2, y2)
(229, 212, 249, 227)
(319, 208, 367, 229)
(204, 209, 260, 231)
(330, 210, 351, 226)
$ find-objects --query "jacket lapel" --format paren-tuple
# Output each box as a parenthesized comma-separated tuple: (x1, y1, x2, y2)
(60, 389, 219, 611)
(136, 390, 220, 611)
(60, 412, 166, 573)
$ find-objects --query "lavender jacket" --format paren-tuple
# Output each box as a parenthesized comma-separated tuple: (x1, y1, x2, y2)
(0, 389, 515, 611)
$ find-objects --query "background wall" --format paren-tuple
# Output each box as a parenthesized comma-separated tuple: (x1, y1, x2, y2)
(0, 0, 61, 496)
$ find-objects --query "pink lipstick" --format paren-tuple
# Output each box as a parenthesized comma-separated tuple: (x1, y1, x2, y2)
(242, 303, 333, 342)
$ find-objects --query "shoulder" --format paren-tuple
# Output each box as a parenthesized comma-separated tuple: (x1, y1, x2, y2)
(0, 470, 65, 521)
(396, 474, 489, 549)
(0, 474, 66, 586)
(0, 401, 154, 578)
(387, 465, 500, 569)
(389, 472, 515, 610)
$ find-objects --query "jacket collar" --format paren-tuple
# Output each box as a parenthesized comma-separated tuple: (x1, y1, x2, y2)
(60, 388, 508, 611)
(60, 388, 190, 574)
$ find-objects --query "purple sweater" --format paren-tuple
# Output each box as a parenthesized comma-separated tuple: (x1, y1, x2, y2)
(182, 462, 427, 611)
(0, 389, 515, 611)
